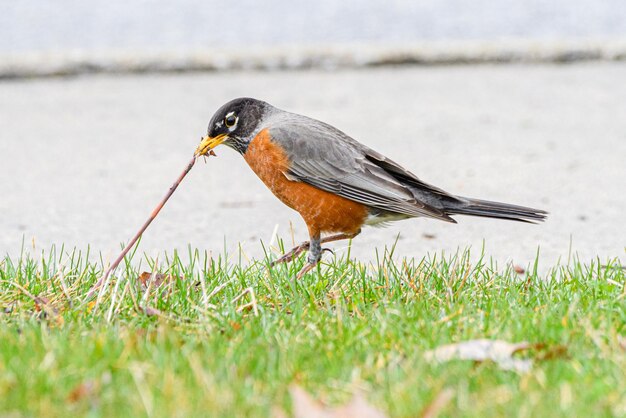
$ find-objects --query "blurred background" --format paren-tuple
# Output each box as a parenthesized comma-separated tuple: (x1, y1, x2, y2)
(2, 0, 626, 75)
(2, 0, 626, 53)
(0, 1, 624, 269)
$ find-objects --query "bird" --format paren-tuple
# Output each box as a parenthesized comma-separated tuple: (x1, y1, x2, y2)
(195, 97, 547, 278)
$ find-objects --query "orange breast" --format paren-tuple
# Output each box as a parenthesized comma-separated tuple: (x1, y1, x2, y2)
(243, 129, 368, 236)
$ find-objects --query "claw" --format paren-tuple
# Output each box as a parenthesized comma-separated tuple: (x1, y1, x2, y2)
(295, 262, 317, 279)
(271, 242, 310, 266)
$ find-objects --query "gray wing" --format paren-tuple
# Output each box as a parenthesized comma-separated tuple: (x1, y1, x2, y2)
(269, 116, 457, 223)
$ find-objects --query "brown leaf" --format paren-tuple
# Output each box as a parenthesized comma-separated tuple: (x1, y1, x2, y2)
(289, 385, 387, 418)
(535, 344, 569, 361)
(138, 272, 180, 288)
(425, 339, 535, 372)
(67, 380, 96, 403)
(513, 265, 526, 274)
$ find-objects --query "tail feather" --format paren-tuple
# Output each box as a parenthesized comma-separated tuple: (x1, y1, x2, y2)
(446, 196, 547, 223)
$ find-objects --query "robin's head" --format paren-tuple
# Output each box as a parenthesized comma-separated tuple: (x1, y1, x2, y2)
(195, 97, 269, 156)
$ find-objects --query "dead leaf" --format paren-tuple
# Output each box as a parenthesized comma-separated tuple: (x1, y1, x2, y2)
(535, 344, 569, 361)
(289, 385, 387, 418)
(424, 339, 535, 372)
(513, 265, 526, 274)
(422, 233, 436, 240)
(67, 380, 96, 403)
(138, 272, 180, 288)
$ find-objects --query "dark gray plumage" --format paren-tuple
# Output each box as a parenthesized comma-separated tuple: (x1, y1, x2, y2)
(265, 109, 546, 225)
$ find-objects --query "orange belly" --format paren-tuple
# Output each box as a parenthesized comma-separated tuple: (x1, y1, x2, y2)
(243, 129, 368, 236)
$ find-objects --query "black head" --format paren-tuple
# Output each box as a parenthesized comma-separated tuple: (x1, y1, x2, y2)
(196, 97, 269, 155)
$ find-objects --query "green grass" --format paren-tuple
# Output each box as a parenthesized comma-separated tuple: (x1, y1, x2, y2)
(0, 242, 624, 418)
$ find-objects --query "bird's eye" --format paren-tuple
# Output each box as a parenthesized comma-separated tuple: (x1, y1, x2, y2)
(225, 113, 237, 128)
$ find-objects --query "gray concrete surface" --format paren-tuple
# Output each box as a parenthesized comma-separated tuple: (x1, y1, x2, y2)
(1, 64, 624, 269)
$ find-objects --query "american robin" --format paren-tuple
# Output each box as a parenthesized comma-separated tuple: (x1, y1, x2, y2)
(195, 98, 546, 278)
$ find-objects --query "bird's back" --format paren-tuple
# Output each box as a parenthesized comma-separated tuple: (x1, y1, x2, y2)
(264, 108, 546, 224)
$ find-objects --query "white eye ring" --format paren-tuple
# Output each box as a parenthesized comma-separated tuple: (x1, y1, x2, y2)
(224, 112, 237, 128)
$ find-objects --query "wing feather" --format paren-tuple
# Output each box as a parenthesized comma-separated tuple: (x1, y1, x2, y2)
(269, 119, 455, 222)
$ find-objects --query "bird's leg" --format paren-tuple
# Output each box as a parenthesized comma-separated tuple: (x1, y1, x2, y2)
(319, 230, 360, 254)
(271, 230, 361, 267)
(296, 233, 322, 279)
(270, 241, 310, 266)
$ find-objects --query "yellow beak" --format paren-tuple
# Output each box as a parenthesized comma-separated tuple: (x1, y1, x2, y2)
(194, 133, 228, 156)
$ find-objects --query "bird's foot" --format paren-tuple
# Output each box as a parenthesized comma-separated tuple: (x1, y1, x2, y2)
(270, 246, 329, 279)
(295, 261, 318, 280)
(271, 242, 310, 266)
